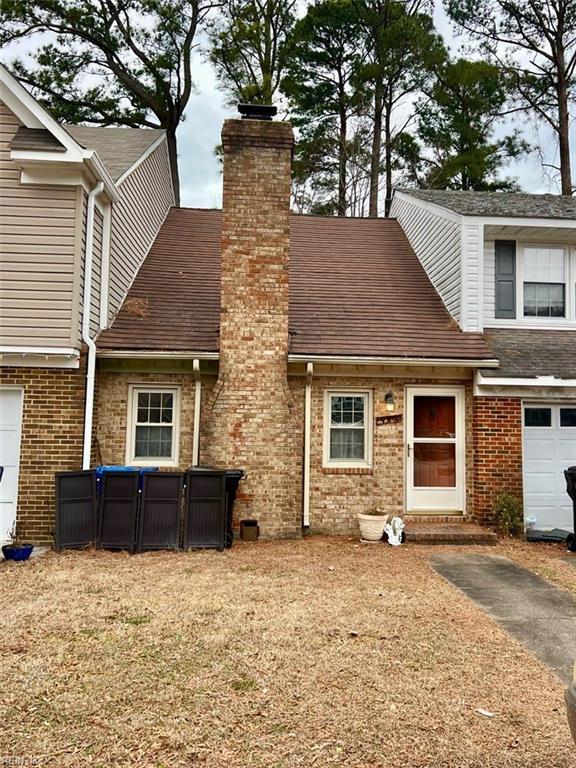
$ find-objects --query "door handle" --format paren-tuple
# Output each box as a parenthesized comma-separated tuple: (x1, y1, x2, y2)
(407, 444, 411, 457)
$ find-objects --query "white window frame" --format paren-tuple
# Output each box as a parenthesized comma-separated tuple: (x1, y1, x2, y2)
(323, 389, 373, 469)
(517, 242, 572, 322)
(126, 384, 181, 467)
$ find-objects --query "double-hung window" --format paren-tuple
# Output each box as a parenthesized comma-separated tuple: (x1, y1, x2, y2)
(126, 386, 180, 466)
(323, 390, 372, 468)
(523, 246, 566, 318)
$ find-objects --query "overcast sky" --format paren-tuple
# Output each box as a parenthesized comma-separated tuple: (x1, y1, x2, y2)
(3, 1, 574, 208)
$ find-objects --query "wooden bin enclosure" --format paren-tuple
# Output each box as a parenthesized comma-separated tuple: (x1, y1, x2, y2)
(184, 470, 228, 550)
(99, 472, 140, 553)
(138, 473, 184, 551)
(55, 471, 98, 551)
(55, 469, 236, 552)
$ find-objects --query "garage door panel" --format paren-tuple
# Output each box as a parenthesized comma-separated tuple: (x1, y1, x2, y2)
(524, 472, 556, 494)
(0, 389, 23, 541)
(0, 428, 21, 458)
(523, 403, 575, 531)
(558, 439, 576, 461)
(524, 439, 555, 460)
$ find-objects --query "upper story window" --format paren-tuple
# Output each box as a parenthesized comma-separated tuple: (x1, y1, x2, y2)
(523, 246, 565, 317)
(494, 240, 571, 322)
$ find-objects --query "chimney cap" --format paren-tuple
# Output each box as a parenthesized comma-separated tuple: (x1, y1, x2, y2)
(238, 103, 277, 121)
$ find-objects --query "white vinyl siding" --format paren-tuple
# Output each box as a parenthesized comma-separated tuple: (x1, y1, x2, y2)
(0, 101, 79, 348)
(108, 140, 174, 323)
(391, 194, 462, 322)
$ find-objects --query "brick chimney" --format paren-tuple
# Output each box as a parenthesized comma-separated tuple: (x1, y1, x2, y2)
(203, 110, 301, 538)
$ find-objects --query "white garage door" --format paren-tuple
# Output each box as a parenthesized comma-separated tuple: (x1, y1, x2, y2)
(0, 388, 23, 542)
(523, 404, 576, 531)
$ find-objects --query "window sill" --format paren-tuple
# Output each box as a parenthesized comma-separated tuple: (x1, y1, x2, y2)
(322, 467, 373, 475)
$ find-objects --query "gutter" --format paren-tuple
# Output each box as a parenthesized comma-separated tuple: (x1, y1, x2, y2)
(302, 362, 314, 528)
(192, 359, 202, 466)
(287, 354, 500, 368)
(82, 180, 105, 470)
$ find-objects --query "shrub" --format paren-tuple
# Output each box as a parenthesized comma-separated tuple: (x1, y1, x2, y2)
(493, 493, 524, 538)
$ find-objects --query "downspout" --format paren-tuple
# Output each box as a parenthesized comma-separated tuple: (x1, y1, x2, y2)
(302, 362, 314, 528)
(82, 181, 105, 470)
(192, 358, 201, 466)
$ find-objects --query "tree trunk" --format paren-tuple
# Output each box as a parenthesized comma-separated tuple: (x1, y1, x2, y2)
(338, 104, 347, 216)
(166, 126, 181, 206)
(383, 101, 393, 217)
(369, 85, 383, 218)
(557, 74, 573, 195)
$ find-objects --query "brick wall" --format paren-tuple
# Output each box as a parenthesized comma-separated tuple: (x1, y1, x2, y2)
(290, 375, 474, 534)
(95, 369, 216, 469)
(473, 396, 523, 523)
(1, 361, 86, 544)
(202, 117, 302, 539)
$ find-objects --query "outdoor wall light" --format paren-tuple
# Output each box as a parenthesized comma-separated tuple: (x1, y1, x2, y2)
(384, 391, 396, 412)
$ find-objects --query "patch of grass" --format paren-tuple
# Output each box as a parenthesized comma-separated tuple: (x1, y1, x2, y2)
(231, 675, 258, 692)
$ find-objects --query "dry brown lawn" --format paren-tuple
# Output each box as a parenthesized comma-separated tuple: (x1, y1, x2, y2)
(0, 537, 574, 768)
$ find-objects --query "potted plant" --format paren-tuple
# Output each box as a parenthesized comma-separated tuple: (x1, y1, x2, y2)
(2, 522, 34, 562)
(357, 507, 388, 543)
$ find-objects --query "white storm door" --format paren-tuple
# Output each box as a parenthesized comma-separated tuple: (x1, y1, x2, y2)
(0, 388, 23, 541)
(406, 387, 465, 512)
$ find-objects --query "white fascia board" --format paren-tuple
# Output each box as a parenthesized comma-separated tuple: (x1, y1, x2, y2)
(97, 350, 219, 360)
(464, 214, 576, 229)
(288, 353, 499, 368)
(391, 191, 464, 225)
(15, 153, 117, 201)
(0, 346, 80, 369)
(115, 133, 167, 186)
(476, 372, 576, 388)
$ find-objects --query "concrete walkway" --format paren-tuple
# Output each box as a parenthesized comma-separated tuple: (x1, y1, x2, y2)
(431, 553, 576, 683)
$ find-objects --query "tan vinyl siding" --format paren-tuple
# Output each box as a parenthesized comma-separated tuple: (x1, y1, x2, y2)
(108, 139, 174, 323)
(0, 101, 79, 348)
(391, 193, 462, 323)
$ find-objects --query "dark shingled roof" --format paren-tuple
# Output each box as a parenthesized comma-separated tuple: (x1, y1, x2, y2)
(9, 123, 165, 180)
(10, 126, 66, 152)
(98, 208, 493, 361)
(480, 329, 576, 379)
(65, 125, 165, 180)
(398, 189, 576, 220)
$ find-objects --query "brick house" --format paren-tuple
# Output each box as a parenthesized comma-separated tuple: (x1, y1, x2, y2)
(3, 73, 576, 544)
(95, 112, 495, 540)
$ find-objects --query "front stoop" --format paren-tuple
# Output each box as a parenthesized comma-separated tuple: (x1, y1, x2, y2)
(405, 521, 498, 545)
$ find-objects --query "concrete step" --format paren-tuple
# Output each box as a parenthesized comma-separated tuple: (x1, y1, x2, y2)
(405, 522, 498, 545)
(404, 514, 466, 524)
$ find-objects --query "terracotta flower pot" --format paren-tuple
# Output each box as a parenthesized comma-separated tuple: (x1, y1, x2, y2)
(357, 513, 389, 542)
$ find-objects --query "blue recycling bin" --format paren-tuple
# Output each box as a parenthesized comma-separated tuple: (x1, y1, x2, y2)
(95, 466, 159, 494)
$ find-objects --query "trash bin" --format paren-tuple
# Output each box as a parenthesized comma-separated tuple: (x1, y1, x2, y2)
(137, 472, 184, 552)
(564, 466, 576, 552)
(184, 467, 245, 550)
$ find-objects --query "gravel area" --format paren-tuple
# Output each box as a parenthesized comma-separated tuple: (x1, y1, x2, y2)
(0, 538, 573, 767)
